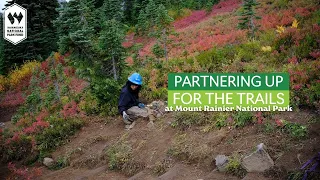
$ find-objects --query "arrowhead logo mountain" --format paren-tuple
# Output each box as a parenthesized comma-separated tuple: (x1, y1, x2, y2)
(14, 12, 24, 24)
(3, 3, 27, 45)
(7, 12, 15, 24)
(7, 12, 24, 24)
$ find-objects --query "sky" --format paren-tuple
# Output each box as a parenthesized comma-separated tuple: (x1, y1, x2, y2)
(0, 0, 6, 12)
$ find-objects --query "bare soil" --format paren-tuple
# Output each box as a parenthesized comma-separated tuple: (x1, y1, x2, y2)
(34, 109, 320, 180)
(0, 106, 19, 122)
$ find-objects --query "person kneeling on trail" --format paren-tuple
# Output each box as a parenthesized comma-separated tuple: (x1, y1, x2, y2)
(118, 72, 148, 125)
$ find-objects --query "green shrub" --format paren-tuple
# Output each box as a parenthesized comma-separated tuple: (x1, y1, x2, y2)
(90, 77, 121, 116)
(235, 41, 261, 62)
(152, 159, 171, 176)
(105, 139, 143, 176)
(258, 30, 277, 45)
(11, 106, 28, 123)
(51, 156, 70, 170)
(233, 111, 254, 127)
(36, 117, 84, 156)
(26, 88, 42, 112)
(168, 8, 192, 20)
(312, 10, 320, 25)
(196, 46, 236, 72)
(272, 0, 289, 9)
(171, 112, 232, 131)
(141, 87, 167, 101)
(226, 154, 247, 178)
(152, 43, 165, 59)
(106, 142, 132, 170)
(99, 103, 119, 116)
(295, 35, 317, 59)
(283, 121, 307, 138)
(171, 112, 208, 130)
(0, 133, 33, 162)
(264, 122, 275, 133)
(214, 112, 230, 128)
(274, 34, 294, 51)
(167, 134, 210, 163)
(78, 90, 99, 115)
(43, 85, 57, 109)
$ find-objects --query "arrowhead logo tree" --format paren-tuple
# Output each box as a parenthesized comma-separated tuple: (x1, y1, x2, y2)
(4, 3, 27, 45)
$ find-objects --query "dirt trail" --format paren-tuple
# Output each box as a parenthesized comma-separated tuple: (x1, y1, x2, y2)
(38, 109, 320, 180)
(0, 106, 19, 122)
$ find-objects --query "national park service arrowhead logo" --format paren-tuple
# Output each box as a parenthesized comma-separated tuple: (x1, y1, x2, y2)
(3, 3, 27, 45)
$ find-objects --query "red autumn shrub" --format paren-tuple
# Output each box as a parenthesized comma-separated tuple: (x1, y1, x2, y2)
(54, 52, 66, 65)
(125, 56, 134, 65)
(173, 0, 241, 30)
(40, 61, 49, 74)
(60, 101, 83, 118)
(23, 120, 50, 134)
(7, 162, 42, 180)
(16, 117, 32, 128)
(313, 24, 320, 32)
(255, 112, 264, 124)
(310, 50, 320, 59)
(174, 10, 208, 29)
(275, 119, 284, 127)
(288, 59, 320, 107)
(288, 56, 298, 64)
(0, 91, 25, 108)
(1, 133, 33, 161)
(63, 67, 76, 77)
(69, 78, 88, 94)
(258, 7, 314, 31)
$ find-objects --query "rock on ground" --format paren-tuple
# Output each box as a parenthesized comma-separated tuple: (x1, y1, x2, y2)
(215, 155, 229, 172)
(43, 157, 55, 167)
(241, 143, 274, 172)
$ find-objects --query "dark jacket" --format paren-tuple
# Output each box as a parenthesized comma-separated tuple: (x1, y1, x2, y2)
(118, 81, 141, 115)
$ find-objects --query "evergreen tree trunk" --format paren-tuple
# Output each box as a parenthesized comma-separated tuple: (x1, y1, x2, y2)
(250, 16, 255, 38)
(163, 28, 168, 62)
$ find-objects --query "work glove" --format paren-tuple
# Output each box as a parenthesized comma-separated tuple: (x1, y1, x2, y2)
(122, 111, 132, 124)
(138, 103, 145, 108)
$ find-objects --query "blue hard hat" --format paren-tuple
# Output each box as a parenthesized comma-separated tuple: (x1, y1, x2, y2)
(128, 73, 143, 85)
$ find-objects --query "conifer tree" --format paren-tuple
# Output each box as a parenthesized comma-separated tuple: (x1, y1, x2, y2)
(154, 4, 174, 61)
(136, 0, 158, 34)
(101, 0, 124, 22)
(98, 19, 125, 80)
(238, 0, 260, 38)
(54, 0, 96, 78)
(132, 0, 149, 24)
(137, 1, 174, 61)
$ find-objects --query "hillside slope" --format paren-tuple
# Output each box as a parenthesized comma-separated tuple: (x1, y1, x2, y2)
(38, 110, 320, 179)
(1, 0, 320, 179)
